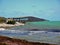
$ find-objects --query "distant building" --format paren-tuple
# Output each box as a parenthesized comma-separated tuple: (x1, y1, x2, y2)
(7, 16, 46, 23)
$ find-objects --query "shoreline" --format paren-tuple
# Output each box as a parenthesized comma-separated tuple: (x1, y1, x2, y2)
(0, 36, 57, 45)
(0, 22, 24, 29)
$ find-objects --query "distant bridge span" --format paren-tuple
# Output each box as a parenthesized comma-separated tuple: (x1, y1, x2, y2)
(8, 16, 46, 23)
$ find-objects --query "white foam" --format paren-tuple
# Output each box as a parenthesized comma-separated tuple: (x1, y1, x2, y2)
(0, 28, 5, 31)
(28, 31, 46, 35)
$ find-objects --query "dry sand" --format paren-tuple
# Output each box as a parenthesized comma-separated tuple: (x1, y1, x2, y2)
(0, 22, 24, 29)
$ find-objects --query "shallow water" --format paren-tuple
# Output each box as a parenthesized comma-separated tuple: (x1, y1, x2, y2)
(9, 21, 60, 30)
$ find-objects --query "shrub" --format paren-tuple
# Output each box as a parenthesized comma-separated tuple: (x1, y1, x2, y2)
(0, 17, 6, 23)
(7, 20, 16, 24)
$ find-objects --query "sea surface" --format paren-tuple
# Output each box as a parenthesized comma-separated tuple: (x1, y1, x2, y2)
(0, 21, 60, 45)
(9, 21, 60, 30)
(0, 30, 60, 44)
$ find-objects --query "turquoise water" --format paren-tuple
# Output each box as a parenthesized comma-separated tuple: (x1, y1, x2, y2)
(1, 21, 60, 44)
(10, 21, 60, 30)
(26, 21, 60, 29)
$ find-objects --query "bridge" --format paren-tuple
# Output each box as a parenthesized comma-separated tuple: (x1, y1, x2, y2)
(7, 16, 46, 23)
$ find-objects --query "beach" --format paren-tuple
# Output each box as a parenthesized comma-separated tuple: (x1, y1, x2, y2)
(0, 22, 24, 29)
(0, 36, 57, 45)
(0, 30, 60, 45)
(0, 21, 60, 45)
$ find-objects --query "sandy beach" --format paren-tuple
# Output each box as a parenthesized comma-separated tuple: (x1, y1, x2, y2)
(0, 22, 24, 29)
(0, 36, 57, 45)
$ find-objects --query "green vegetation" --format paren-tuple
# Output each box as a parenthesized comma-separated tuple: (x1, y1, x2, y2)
(0, 17, 6, 23)
(7, 20, 16, 24)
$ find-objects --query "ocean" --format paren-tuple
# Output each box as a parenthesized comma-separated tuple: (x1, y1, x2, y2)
(10, 21, 60, 31)
(0, 21, 60, 44)
(0, 30, 60, 44)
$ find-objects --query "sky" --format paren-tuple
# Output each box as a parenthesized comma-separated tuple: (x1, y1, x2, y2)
(0, 0, 60, 21)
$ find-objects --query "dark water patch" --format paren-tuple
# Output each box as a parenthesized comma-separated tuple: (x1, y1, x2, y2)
(48, 29, 60, 32)
(26, 29, 40, 31)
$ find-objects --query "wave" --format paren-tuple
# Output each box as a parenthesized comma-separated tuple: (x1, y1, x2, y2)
(0, 30, 60, 36)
